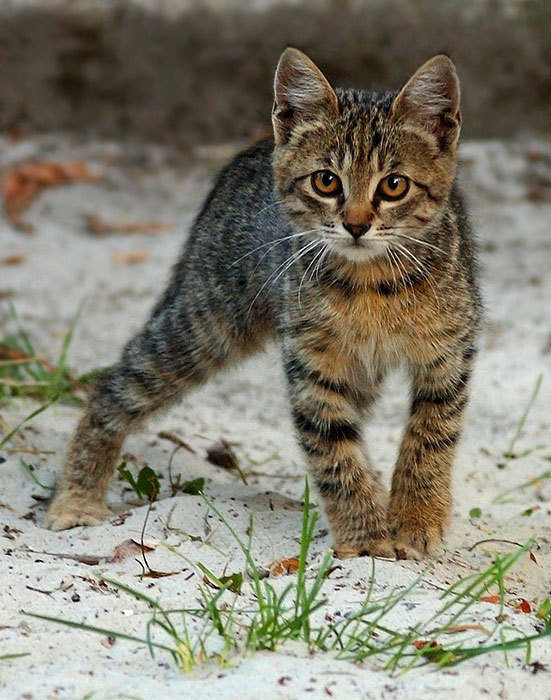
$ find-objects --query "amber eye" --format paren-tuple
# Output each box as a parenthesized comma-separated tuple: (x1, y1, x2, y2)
(311, 170, 342, 197)
(377, 174, 410, 201)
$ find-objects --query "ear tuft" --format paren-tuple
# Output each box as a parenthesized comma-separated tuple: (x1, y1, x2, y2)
(272, 48, 338, 145)
(392, 55, 461, 149)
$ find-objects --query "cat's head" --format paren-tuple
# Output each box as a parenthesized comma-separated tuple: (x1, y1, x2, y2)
(271, 48, 461, 263)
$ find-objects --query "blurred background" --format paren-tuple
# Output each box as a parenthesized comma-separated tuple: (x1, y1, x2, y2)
(0, 0, 549, 148)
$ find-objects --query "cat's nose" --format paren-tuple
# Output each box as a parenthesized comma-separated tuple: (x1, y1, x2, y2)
(343, 222, 370, 239)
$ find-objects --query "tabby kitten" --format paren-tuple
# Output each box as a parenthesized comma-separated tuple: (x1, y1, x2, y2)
(46, 49, 481, 560)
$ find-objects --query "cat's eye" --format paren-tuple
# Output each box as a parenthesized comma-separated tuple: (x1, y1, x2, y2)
(377, 174, 410, 201)
(311, 170, 342, 197)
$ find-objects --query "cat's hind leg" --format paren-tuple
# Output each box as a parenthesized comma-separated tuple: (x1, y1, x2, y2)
(45, 300, 236, 530)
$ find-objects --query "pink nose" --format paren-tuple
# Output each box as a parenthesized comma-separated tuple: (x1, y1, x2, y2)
(343, 222, 370, 239)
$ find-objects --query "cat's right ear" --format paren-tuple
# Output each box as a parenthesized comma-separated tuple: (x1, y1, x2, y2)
(272, 48, 339, 146)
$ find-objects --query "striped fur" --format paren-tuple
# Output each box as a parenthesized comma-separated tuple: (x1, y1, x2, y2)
(46, 50, 481, 560)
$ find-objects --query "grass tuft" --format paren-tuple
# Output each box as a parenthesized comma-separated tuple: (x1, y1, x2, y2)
(22, 483, 550, 674)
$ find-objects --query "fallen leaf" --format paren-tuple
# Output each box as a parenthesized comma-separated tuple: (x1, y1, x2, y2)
(113, 251, 149, 265)
(2, 254, 26, 265)
(140, 568, 180, 579)
(84, 214, 174, 236)
(443, 623, 491, 635)
(480, 595, 502, 604)
(107, 538, 157, 563)
(158, 430, 196, 454)
(529, 551, 538, 564)
(2, 160, 101, 232)
(206, 440, 240, 471)
(266, 556, 301, 576)
(59, 577, 74, 592)
(515, 599, 532, 613)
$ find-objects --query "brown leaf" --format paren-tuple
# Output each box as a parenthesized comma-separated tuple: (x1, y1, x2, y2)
(206, 439, 239, 471)
(529, 551, 538, 564)
(107, 538, 156, 563)
(113, 251, 149, 265)
(140, 568, 180, 579)
(2, 160, 102, 232)
(158, 430, 196, 454)
(2, 253, 26, 265)
(84, 214, 174, 236)
(480, 595, 502, 604)
(443, 623, 491, 635)
(266, 556, 301, 577)
(412, 639, 429, 650)
(515, 598, 532, 613)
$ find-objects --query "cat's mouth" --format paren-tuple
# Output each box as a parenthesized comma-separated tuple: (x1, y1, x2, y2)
(327, 234, 390, 262)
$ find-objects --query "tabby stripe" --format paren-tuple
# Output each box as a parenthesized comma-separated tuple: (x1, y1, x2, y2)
(414, 181, 443, 203)
(420, 430, 461, 452)
(122, 366, 159, 394)
(318, 268, 358, 297)
(292, 410, 361, 443)
(315, 479, 343, 496)
(285, 356, 351, 395)
(412, 370, 470, 408)
(374, 268, 429, 296)
(308, 369, 351, 395)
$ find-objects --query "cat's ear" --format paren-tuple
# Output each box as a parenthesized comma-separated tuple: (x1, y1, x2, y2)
(392, 55, 461, 150)
(272, 48, 339, 145)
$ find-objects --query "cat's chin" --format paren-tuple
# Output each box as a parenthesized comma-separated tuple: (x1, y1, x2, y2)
(330, 240, 387, 263)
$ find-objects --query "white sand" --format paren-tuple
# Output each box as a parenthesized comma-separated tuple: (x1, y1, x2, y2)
(0, 134, 550, 699)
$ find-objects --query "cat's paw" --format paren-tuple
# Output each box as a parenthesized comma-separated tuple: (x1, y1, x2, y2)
(334, 538, 396, 560)
(45, 494, 111, 531)
(390, 521, 444, 560)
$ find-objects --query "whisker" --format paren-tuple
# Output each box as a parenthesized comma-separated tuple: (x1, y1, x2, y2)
(389, 231, 446, 255)
(231, 230, 314, 267)
(298, 243, 327, 308)
(246, 239, 320, 317)
(252, 199, 284, 218)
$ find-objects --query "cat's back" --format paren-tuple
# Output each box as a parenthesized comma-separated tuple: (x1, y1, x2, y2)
(190, 136, 280, 243)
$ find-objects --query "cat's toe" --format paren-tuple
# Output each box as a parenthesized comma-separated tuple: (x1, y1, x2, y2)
(45, 495, 111, 530)
(391, 523, 444, 560)
(334, 538, 395, 560)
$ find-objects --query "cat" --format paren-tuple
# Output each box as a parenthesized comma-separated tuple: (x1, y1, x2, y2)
(45, 48, 481, 560)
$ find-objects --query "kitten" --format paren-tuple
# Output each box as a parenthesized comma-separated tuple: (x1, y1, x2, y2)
(45, 49, 481, 560)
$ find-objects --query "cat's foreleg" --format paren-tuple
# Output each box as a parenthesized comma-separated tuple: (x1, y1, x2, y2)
(284, 347, 393, 559)
(388, 344, 476, 558)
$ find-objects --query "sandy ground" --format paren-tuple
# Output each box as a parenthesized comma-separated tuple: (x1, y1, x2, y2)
(0, 134, 550, 699)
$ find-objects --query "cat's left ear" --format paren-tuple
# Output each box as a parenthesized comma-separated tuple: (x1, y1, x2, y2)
(392, 55, 461, 150)
(272, 48, 339, 146)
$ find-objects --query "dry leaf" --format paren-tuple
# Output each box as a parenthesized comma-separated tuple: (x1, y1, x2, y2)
(266, 556, 301, 576)
(100, 636, 116, 649)
(113, 250, 149, 265)
(2, 160, 102, 233)
(443, 623, 491, 635)
(84, 214, 174, 236)
(2, 253, 25, 265)
(412, 639, 440, 650)
(140, 568, 180, 579)
(107, 538, 157, 563)
(529, 551, 538, 564)
(515, 598, 532, 613)
(480, 595, 501, 604)
(206, 439, 239, 471)
(158, 430, 196, 454)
